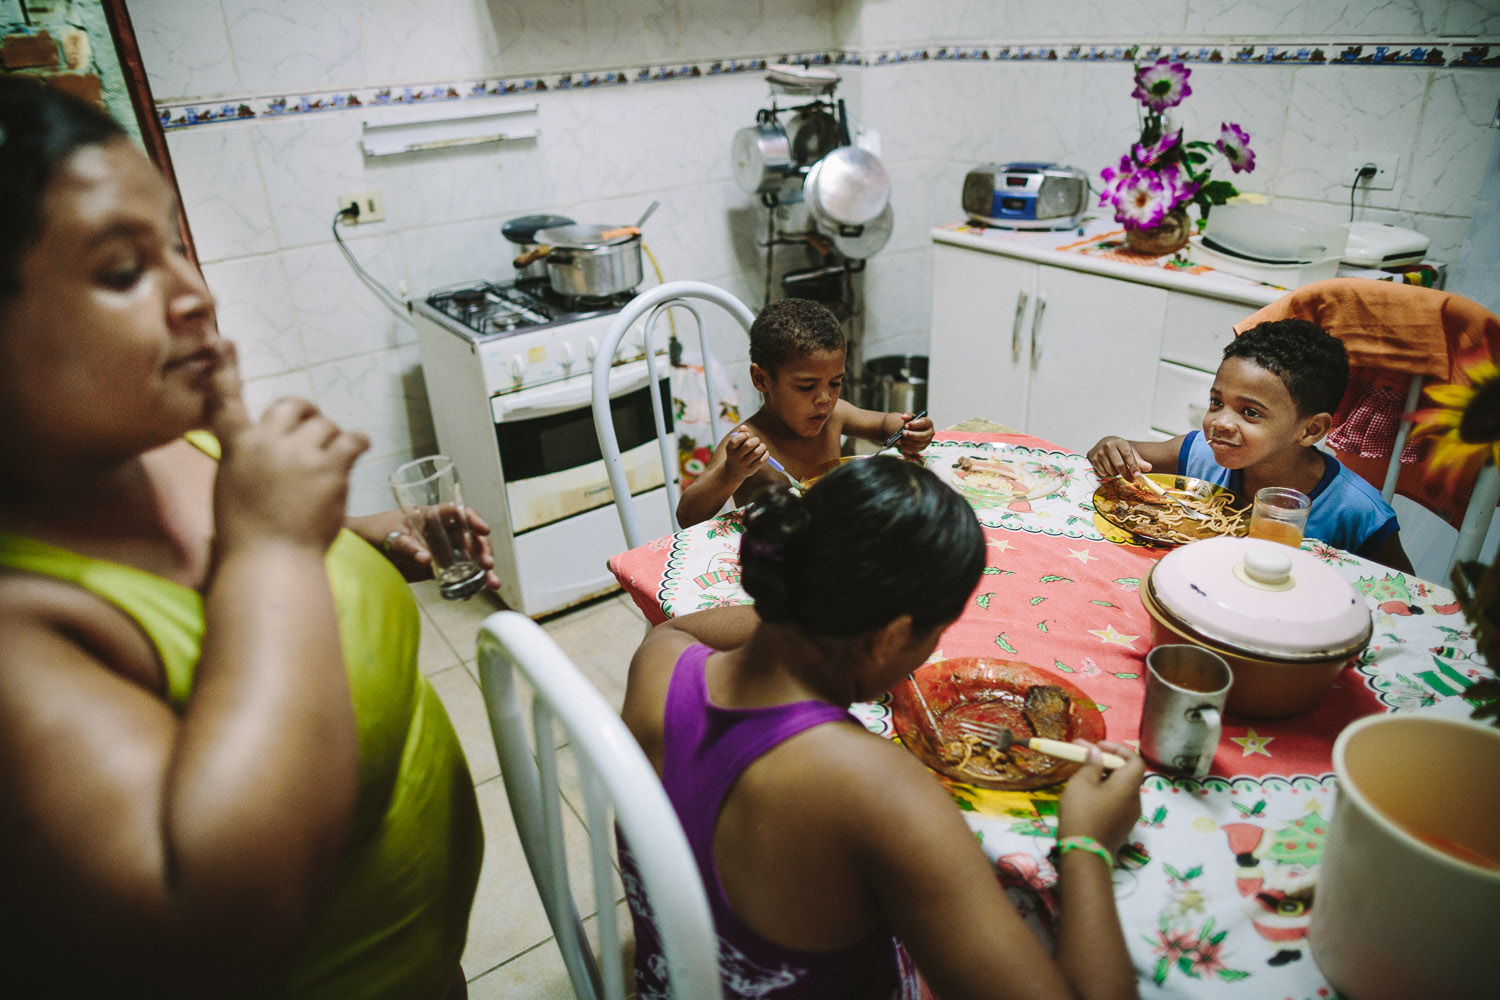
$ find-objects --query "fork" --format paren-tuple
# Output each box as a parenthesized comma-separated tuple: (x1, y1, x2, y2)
(953, 719, 1127, 769)
(1130, 471, 1209, 522)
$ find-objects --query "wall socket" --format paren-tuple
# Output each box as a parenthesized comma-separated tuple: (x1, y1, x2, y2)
(1343, 153, 1397, 191)
(337, 189, 385, 223)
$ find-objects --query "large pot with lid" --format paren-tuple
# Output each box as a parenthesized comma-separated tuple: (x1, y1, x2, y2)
(526, 223, 644, 299)
(1140, 537, 1373, 718)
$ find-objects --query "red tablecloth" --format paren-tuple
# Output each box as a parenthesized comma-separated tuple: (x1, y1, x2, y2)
(608, 431, 1485, 998)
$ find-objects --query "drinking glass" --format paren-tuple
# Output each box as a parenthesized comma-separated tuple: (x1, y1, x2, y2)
(1247, 486, 1310, 548)
(389, 455, 486, 601)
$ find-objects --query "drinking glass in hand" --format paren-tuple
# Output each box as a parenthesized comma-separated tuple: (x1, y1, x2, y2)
(1247, 486, 1310, 548)
(389, 456, 487, 600)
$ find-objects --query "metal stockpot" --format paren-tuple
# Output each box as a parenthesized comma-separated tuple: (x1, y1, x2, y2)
(532, 223, 644, 299)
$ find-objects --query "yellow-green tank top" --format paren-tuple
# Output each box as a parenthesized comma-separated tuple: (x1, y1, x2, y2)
(0, 432, 483, 998)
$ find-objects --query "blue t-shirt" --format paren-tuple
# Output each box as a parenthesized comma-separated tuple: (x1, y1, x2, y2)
(1177, 431, 1398, 555)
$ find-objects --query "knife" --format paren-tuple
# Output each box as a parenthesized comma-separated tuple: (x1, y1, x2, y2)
(879, 409, 928, 451)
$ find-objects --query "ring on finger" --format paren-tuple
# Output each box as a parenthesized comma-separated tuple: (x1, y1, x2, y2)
(381, 530, 404, 555)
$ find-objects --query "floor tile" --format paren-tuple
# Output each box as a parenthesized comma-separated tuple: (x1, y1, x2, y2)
(427, 663, 500, 784)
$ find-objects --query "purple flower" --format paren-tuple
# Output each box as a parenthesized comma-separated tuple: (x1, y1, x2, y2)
(1159, 162, 1200, 205)
(1111, 167, 1175, 228)
(1132, 58, 1192, 112)
(1133, 128, 1182, 167)
(1216, 122, 1256, 173)
(1098, 154, 1135, 206)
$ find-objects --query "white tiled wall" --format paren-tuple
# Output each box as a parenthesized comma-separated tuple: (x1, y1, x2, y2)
(131, 0, 1499, 513)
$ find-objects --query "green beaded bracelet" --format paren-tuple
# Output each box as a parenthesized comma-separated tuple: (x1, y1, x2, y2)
(1056, 835, 1115, 866)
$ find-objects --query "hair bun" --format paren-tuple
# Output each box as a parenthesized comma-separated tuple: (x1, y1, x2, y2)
(739, 486, 808, 622)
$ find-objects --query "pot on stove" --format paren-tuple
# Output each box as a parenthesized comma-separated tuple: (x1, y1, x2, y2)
(502, 214, 575, 283)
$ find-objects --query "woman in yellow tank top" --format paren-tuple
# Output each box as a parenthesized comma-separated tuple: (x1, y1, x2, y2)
(0, 77, 495, 997)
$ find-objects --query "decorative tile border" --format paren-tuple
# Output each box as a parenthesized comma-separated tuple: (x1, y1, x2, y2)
(157, 40, 1499, 131)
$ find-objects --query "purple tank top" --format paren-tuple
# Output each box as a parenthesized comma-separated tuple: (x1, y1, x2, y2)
(624, 644, 919, 1000)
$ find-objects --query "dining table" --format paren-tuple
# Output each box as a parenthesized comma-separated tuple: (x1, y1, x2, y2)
(607, 425, 1490, 1000)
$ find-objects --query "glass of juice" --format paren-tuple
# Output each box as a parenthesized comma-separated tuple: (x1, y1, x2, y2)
(1247, 486, 1310, 548)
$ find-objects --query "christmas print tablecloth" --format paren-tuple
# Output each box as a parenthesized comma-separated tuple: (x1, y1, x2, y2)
(608, 432, 1489, 999)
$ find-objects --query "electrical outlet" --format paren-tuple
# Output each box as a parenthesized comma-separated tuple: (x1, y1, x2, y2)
(1343, 153, 1397, 191)
(337, 189, 385, 223)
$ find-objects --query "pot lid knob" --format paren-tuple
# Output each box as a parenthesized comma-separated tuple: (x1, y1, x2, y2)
(1235, 544, 1295, 591)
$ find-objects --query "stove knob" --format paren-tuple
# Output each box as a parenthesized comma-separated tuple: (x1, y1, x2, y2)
(585, 336, 599, 362)
(559, 343, 575, 368)
(508, 355, 528, 381)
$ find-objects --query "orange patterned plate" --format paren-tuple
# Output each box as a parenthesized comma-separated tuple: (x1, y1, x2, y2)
(889, 657, 1105, 790)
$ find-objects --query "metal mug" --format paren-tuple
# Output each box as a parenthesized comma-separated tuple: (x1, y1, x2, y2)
(1141, 644, 1233, 778)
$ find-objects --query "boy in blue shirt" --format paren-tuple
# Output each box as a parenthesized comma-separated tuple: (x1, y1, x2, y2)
(1088, 318, 1413, 572)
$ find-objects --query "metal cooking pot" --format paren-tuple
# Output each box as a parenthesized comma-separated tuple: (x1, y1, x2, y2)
(531, 223, 644, 299)
(502, 213, 574, 282)
(828, 202, 893, 260)
(804, 145, 891, 231)
(732, 119, 794, 195)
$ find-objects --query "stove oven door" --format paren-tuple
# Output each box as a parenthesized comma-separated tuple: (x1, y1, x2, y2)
(492, 358, 673, 533)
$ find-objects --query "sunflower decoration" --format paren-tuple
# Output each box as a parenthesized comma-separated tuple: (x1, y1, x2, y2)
(1408, 340, 1500, 725)
(1407, 342, 1500, 495)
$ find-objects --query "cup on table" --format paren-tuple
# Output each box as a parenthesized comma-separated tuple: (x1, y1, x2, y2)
(1140, 644, 1233, 779)
(389, 455, 486, 601)
(1247, 486, 1310, 548)
(1310, 714, 1500, 1000)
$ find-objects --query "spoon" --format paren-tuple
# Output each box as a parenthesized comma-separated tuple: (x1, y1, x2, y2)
(634, 199, 660, 230)
(764, 454, 806, 491)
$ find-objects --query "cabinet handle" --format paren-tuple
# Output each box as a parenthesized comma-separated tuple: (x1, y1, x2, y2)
(1010, 290, 1029, 361)
(1030, 294, 1047, 368)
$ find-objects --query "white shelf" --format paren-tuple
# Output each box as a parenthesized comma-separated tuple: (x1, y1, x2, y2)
(361, 99, 540, 157)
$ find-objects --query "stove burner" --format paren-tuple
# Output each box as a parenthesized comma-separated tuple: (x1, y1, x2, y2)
(426, 280, 637, 339)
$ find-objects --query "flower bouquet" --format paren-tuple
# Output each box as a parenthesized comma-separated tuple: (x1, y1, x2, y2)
(1100, 58, 1256, 253)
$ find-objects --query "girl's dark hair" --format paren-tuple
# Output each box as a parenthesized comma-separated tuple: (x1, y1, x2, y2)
(740, 456, 985, 637)
(0, 76, 127, 302)
(1223, 318, 1349, 417)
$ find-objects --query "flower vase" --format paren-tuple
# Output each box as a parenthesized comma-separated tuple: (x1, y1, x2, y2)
(1125, 208, 1192, 256)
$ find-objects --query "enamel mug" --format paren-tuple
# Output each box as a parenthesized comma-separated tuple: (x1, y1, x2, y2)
(1141, 644, 1233, 778)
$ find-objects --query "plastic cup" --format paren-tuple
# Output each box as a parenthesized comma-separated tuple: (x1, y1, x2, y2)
(1247, 486, 1310, 548)
(389, 456, 486, 601)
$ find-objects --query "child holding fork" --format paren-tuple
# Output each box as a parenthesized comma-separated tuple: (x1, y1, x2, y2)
(624, 456, 1146, 1000)
(675, 297, 934, 527)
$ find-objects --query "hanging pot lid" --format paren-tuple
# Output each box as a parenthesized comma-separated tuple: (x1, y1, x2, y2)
(805, 146, 891, 227)
(502, 214, 576, 245)
(827, 202, 893, 259)
(532, 223, 641, 250)
(1146, 537, 1372, 661)
(732, 121, 794, 195)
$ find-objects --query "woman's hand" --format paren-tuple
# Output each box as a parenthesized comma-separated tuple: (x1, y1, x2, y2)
(350, 508, 502, 591)
(206, 341, 368, 556)
(1057, 740, 1146, 855)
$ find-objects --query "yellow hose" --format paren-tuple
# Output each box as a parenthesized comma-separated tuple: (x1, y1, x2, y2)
(641, 241, 679, 346)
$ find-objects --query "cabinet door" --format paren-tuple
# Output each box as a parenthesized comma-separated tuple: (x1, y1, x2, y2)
(928, 244, 1036, 432)
(1026, 265, 1167, 452)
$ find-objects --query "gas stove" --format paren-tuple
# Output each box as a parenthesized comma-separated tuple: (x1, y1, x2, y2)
(422, 279, 637, 342)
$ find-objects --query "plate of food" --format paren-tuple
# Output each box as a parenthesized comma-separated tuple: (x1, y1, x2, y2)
(889, 658, 1105, 790)
(945, 452, 1068, 506)
(1092, 473, 1247, 547)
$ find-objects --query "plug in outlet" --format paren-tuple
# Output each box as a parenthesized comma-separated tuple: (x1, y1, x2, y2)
(337, 189, 385, 223)
(1343, 153, 1397, 191)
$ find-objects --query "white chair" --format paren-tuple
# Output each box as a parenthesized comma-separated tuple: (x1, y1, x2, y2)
(592, 281, 756, 549)
(476, 611, 722, 1000)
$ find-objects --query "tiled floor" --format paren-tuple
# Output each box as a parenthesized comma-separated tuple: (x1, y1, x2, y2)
(410, 579, 650, 999)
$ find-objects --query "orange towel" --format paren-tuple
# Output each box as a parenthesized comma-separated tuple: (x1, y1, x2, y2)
(1231, 278, 1500, 380)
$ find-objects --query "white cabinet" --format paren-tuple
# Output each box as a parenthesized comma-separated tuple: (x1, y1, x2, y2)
(928, 243, 1167, 452)
(929, 227, 1278, 451)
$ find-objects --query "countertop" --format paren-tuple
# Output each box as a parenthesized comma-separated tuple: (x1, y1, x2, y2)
(931, 217, 1283, 307)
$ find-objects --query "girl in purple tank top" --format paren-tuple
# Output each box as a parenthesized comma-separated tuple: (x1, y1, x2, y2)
(621, 456, 1147, 1000)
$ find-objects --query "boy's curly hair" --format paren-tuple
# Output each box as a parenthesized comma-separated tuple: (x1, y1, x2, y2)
(749, 298, 846, 374)
(1223, 318, 1349, 417)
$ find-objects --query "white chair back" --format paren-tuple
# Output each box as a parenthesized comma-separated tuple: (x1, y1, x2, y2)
(476, 611, 721, 1000)
(592, 281, 756, 549)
